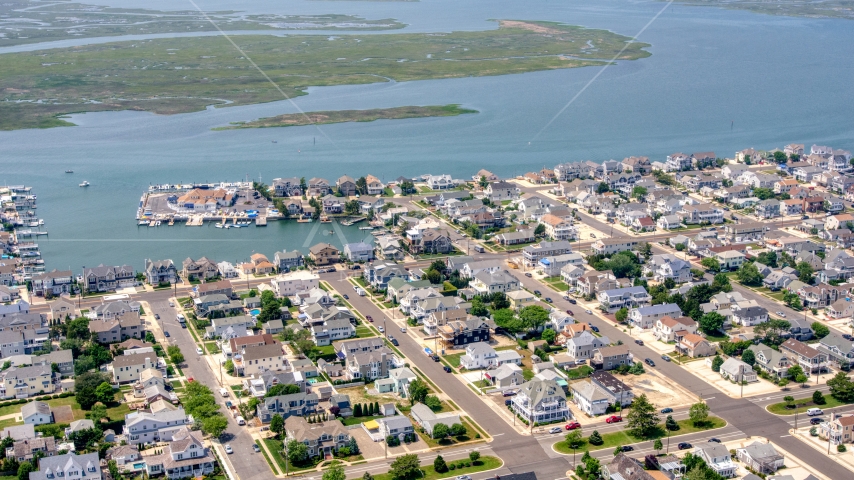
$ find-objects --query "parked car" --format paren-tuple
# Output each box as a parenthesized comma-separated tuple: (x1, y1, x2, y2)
(844, 334, 854, 341)
(605, 416, 622, 424)
(343, 294, 349, 299)
(661, 407, 673, 414)
(635, 339, 644, 346)
(776, 311, 786, 317)
(589, 325, 600, 333)
(164, 331, 170, 338)
(661, 355, 672, 362)
(525, 272, 533, 278)
(545, 297, 553, 303)
(569, 298, 577, 304)
(505, 399, 512, 406)
(169, 302, 174, 307)
(534, 290, 542, 296)
(401, 327, 407, 333)
(565, 422, 581, 430)
(389, 336, 399, 346)
(644, 358, 655, 367)
(457, 476, 472, 480)
(154, 314, 160, 320)
(196, 347, 203, 355)
(225, 445, 233, 454)
(708, 438, 721, 443)
(253, 444, 261, 453)
(225, 401, 233, 408)
(678, 442, 692, 450)
(443, 365, 452, 373)
(366, 316, 374, 322)
(503, 390, 517, 397)
(378, 326, 384, 333)
(549, 427, 562, 434)
(621, 446, 634, 452)
(585, 309, 592, 315)
(431, 354, 440, 362)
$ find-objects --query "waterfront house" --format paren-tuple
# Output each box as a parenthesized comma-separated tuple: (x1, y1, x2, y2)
(427, 174, 454, 190)
(510, 378, 569, 424)
(82, 264, 135, 292)
(274, 250, 304, 272)
(309, 243, 340, 266)
(308, 178, 331, 197)
(144, 259, 177, 285)
(29, 452, 101, 480)
(215, 261, 238, 279)
(173, 188, 233, 212)
(336, 175, 356, 196)
(364, 175, 385, 195)
(181, 257, 218, 281)
(123, 408, 190, 445)
(343, 242, 375, 262)
(272, 177, 302, 197)
(31, 270, 73, 297)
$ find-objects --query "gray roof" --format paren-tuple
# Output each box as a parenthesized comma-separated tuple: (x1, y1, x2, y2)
(21, 401, 51, 419)
(696, 443, 731, 459)
(600, 286, 649, 297)
(29, 452, 101, 480)
(67, 419, 95, 433)
(633, 303, 681, 315)
(571, 381, 611, 402)
(465, 342, 496, 357)
(739, 441, 782, 461)
(378, 415, 413, 431)
(518, 377, 566, 405)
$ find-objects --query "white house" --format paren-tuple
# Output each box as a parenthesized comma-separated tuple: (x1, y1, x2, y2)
(629, 304, 682, 330)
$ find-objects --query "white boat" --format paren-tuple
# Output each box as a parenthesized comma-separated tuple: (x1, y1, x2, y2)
(359, 226, 375, 230)
(155, 220, 161, 226)
(215, 223, 224, 228)
(79, 181, 90, 187)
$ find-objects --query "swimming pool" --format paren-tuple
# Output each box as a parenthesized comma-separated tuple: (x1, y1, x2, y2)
(132, 463, 146, 470)
(250, 309, 261, 316)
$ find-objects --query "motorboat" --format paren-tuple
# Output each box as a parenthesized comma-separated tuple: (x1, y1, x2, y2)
(79, 181, 90, 187)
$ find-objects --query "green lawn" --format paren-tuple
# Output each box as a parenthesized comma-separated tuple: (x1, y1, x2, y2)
(0, 418, 22, 430)
(767, 395, 851, 415)
(443, 352, 464, 368)
(371, 456, 502, 480)
(262, 438, 320, 473)
(355, 326, 376, 338)
(565, 365, 594, 379)
(204, 342, 220, 354)
(340, 414, 384, 426)
(703, 331, 729, 342)
(554, 417, 726, 453)
(0, 394, 129, 422)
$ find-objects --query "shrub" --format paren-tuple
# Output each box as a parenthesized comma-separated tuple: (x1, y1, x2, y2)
(839, 444, 847, 453)
(449, 465, 456, 471)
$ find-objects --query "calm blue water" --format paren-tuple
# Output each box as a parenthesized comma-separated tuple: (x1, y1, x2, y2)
(2, 0, 853, 271)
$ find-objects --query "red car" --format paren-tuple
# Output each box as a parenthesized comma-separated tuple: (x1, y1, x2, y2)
(565, 422, 581, 430)
(187, 377, 195, 383)
(605, 416, 622, 424)
(366, 316, 373, 322)
(566, 310, 574, 315)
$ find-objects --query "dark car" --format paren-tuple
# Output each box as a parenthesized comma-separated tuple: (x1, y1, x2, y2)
(566, 309, 574, 315)
(366, 316, 373, 322)
(432, 354, 440, 362)
(802, 215, 810, 219)
(678, 442, 692, 450)
(644, 358, 655, 367)
(503, 390, 517, 397)
(621, 446, 634, 452)
(505, 399, 512, 406)
(545, 297, 553, 303)
(443, 365, 452, 373)
(661, 354, 672, 362)
(569, 298, 577, 304)
(810, 417, 823, 425)
(635, 339, 644, 346)
(154, 314, 160, 320)
(390, 337, 399, 346)
(525, 272, 533, 278)
(352, 265, 360, 270)
(844, 334, 854, 341)
(708, 438, 721, 443)
(661, 407, 673, 414)
(534, 290, 542, 296)
(343, 294, 349, 299)
(590, 325, 599, 333)
(164, 331, 170, 337)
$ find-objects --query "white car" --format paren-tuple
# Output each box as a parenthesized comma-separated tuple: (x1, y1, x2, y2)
(196, 347, 203, 355)
(225, 445, 233, 454)
(585, 310, 592, 315)
(457, 476, 472, 480)
(549, 427, 562, 434)
(776, 311, 787, 317)
(169, 302, 174, 307)
(378, 326, 385, 333)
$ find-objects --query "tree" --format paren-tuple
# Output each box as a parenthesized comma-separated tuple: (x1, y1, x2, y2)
(753, 188, 774, 200)
(588, 430, 603, 445)
(795, 373, 809, 386)
(493, 309, 525, 334)
(266, 384, 301, 397)
(627, 394, 659, 438)
(88, 404, 107, 423)
(665, 415, 679, 431)
(699, 312, 725, 334)
(813, 389, 826, 405)
(167, 345, 185, 365)
(787, 364, 805, 381)
(812, 322, 830, 339)
(736, 262, 762, 286)
(654, 438, 663, 453)
(270, 414, 284, 438)
(224, 359, 235, 374)
(519, 305, 550, 332)
(828, 372, 854, 402)
(469, 297, 489, 317)
(711, 355, 724, 373)
(615, 308, 628, 324)
(95, 382, 114, 405)
(565, 429, 584, 452)
(688, 402, 709, 426)
(700, 257, 721, 273)
(408, 379, 428, 405)
(712, 273, 732, 293)
(534, 223, 547, 237)
(16, 461, 32, 480)
(632, 186, 648, 199)
(795, 261, 814, 284)
(322, 464, 347, 480)
(754, 319, 791, 345)
(596, 182, 609, 194)
(75, 372, 111, 410)
(201, 415, 228, 438)
(741, 348, 756, 367)
(450, 423, 467, 437)
(363, 473, 374, 480)
(389, 454, 421, 480)
(287, 440, 309, 465)
(613, 445, 624, 457)
(541, 328, 556, 344)
(66, 317, 90, 340)
(756, 251, 778, 268)
(432, 423, 449, 439)
(433, 455, 448, 473)
(469, 451, 481, 463)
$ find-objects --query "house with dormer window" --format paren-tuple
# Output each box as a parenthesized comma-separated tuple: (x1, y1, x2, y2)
(145, 427, 215, 479)
(122, 408, 189, 445)
(284, 416, 352, 458)
(29, 452, 101, 480)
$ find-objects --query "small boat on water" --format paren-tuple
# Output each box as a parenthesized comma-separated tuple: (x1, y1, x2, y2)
(155, 220, 161, 226)
(359, 226, 375, 231)
(79, 181, 90, 187)
(65, 170, 73, 173)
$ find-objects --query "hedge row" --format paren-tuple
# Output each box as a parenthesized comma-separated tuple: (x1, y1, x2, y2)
(0, 391, 74, 409)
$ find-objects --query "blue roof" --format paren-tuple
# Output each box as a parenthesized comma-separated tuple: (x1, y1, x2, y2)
(539, 259, 551, 265)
